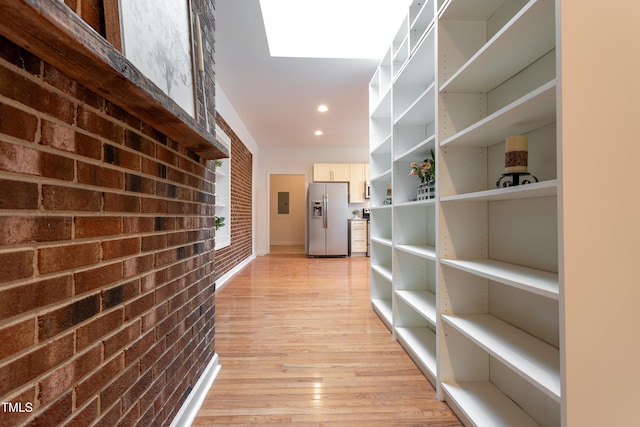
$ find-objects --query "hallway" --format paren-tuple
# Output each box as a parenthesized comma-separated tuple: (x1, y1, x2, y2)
(193, 255, 461, 426)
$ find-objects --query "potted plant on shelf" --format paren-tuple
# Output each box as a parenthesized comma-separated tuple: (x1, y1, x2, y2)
(409, 149, 436, 200)
(352, 209, 360, 219)
(214, 216, 225, 230)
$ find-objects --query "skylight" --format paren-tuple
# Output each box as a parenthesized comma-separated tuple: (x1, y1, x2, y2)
(259, 0, 411, 59)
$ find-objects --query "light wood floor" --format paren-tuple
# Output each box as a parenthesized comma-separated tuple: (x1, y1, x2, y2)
(193, 255, 462, 426)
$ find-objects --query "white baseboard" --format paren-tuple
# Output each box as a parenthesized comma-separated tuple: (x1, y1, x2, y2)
(169, 353, 221, 427)
(215, 254, 255, 291)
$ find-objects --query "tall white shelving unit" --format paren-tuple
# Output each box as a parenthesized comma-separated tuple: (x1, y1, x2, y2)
(369, 0, 440, 385)
(370, 0, 564, 425)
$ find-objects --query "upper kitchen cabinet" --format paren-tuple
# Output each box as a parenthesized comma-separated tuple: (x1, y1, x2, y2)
(313, 163, 351, 182)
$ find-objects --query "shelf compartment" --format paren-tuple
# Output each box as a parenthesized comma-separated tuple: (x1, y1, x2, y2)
(395, 290, 436, 325)
(394, 26, 436, 88)
(371, 298, 393, 331)
(440, 80, 556, 147)
(370, 86, 392, 119)
(371, 264, 392, 283)
(441, 258, 558, 300)
(371, 236, 392, 247)
(441, 313, 561, 401)
(370, 117, 392, 153)
(395, 134, 435, 163)
(370, 169, 391, 183)
(409, 0, 436, 52)
(394, 204, 436, 247)
(393, 82, 436, 125)
(440, 0, 555, 93)
(441, 381, 540, 427)
(440, 179, 557, 203)
(395, 326, 437, 382)
(396, 244, 436, 260)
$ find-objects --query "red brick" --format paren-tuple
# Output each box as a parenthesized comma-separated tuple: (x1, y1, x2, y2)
(26, 391, 72, 427)
(41, 121, 103, 159)
(103, 319, 141, 359)
(102, 280, 140, 309)
(0, 38, 40, 75)
(0, 319, 35, 360)
(0, 386, 36, 427)
(38, 242, 100, 274)
(64, 397, 99, 427)
(37, 344, 101, 404)
(122, 369, 153, 412)
(37, 294, 100, 340)
(141, 302, 168, 333)
(142, 158, 166, 178)
(75, 354, 124, 407)
(0, 250, 34, 282)
(125, 293, 155, 321)
(77, 161, 124, 189)
(42, 64, 100, 109)
(103, 144, 141, 171)
(125, 173, 155, 194)
(167, 201, 187, 215)
(75, 216, 122, 238)
(140, 197, 168, 214)
(123, 217, 154, 234)
(42, 185, 101, 212)
(0, 101, 38, 141)
(0, 141, 74, 180)
(0, 179, 39, 209)
(104, 192, 140, 213)
(0, 275, 72, 321)
(155, 145, 179, 167)
(123, 254, 154, 278)
(0, 66, 75, 124)
(141, 234, 166, 252)
(76, 308, 123, 350)
(0, 333, 73, 396)
(92, 399, 122, 427)
(154, 248, 178, 268)
(102, 236, 140, 260)
(74, 262, 123, 295)
(125, 130, 155, 157)
(101, 362, 139, 408)
(77, 106, 124, 144)
(124, 330, 155, 367)
(0, 216, 71, 245)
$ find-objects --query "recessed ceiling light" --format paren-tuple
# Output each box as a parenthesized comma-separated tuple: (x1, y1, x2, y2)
(317, 105, 329, 113)
(259, 0, 411, 59)
(314, 130, 323, 136)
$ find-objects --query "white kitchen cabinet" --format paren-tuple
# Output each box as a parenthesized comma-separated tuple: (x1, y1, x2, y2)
(313, 163, 351, 182)
(349, 219, 368, 256)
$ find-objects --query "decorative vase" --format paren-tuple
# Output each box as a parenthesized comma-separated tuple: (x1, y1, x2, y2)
(417, 180, 435, 200)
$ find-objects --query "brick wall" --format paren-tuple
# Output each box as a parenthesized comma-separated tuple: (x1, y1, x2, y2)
(0, 30, 217, 427)
(214, 115, 253, 279)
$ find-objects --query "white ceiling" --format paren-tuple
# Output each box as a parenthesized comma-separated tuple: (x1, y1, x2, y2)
(215, 0, 381, 149)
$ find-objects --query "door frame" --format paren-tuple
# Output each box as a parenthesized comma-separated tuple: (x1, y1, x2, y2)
(267, 173, 307, 254)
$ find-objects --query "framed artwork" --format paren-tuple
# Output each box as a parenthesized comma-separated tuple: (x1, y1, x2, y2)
(106, 0, 196, 118)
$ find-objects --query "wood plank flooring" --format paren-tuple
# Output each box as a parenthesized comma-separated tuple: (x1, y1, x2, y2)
(193, 255, 462, 426)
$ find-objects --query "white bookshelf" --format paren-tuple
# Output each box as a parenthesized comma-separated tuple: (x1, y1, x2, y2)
(372, 0, 640, 425)
(370, 0, 566, 425)
(369, 0, 440, 390)
(437, 0, 560, 425)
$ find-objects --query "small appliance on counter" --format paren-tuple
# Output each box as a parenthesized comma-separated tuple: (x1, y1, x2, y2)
(362, 208, 370, 219)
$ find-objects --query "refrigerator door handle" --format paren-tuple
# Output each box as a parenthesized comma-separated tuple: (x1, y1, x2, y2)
(323, 193, 328, 229)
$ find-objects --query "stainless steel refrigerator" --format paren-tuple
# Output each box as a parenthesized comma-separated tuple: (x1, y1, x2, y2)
(307, 182, 348, 257)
